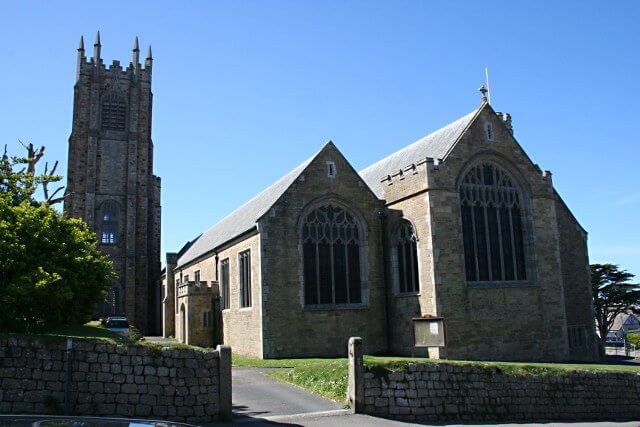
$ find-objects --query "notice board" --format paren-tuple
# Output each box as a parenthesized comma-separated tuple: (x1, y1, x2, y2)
(412, 316, 446, 348)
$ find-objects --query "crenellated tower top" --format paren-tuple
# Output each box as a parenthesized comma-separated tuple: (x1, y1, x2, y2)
(76, 32, 152, 83)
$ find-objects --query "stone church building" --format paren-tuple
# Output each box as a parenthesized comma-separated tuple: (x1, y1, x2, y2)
(64, 34, 162, 334)
(162, 88, 599, 362)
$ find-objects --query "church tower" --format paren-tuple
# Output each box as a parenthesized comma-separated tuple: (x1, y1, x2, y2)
(64, 33, 162, 334)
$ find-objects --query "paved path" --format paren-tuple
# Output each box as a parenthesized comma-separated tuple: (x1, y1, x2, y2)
(231, 367, 342, 419)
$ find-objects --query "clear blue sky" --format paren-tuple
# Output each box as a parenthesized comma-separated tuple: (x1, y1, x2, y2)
(1, 1, 638, 278)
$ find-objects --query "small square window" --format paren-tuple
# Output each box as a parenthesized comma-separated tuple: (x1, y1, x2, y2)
(326, 161, 336, 178)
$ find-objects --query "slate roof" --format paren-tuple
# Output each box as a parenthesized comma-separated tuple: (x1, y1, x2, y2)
(359, 107, 481, 198)
(175, 107, 482, 269)
(176, 146, 320, 268)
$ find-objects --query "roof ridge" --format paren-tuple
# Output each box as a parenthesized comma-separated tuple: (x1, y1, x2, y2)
(359, 107, 481, 198)
(176, 143, 328, 268)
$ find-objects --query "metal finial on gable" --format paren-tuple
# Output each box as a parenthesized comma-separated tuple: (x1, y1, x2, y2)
(478, 85, 488, 104)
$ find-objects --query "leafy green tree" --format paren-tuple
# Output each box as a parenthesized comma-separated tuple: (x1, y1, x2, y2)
(0, 143, 114, 332)
(627, 333, 640, 348)
(591, 263, 640, 344)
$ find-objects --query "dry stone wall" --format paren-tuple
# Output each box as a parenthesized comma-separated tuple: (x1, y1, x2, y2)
(0, 336, 231, 423)
(360, 362, 640, 422)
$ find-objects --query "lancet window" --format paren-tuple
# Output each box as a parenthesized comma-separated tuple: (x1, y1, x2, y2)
(394, 220, 419, 293)
(459, 163, 527, 283)
(301, 204, 363, 305)
(101, 201, 118, 244)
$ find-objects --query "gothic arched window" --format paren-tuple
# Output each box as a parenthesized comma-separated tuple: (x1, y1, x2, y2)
(394, 220, 419, 293)
(301, 204, 363, 305)
(459, 163, 527, 283)
(101, 93, 126, 130)
(101, 201, 118, 244)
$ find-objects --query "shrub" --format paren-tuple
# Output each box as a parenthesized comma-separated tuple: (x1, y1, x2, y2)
(0, 198, 114, 332)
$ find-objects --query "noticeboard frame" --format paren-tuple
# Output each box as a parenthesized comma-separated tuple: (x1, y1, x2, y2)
(411, 316, 447, 357)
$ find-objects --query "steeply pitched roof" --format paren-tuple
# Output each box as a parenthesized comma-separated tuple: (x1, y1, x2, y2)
(359, 107, 481, 198)
(176, 144, 322, 268)
(175, 107, 483, 268)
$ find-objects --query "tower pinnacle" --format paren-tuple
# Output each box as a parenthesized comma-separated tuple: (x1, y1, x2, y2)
(133, 37, 140, 71)
(78, 36, 85, 53)
(145, 45, 153, 69)
(93, 31, 101, 65)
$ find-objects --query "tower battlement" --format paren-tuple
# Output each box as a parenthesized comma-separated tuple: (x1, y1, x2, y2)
(76, 33, 152, 83)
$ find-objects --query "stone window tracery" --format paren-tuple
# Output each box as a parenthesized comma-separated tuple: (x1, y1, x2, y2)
(101, 201, 118, 244)
(459, 163, 527, 283)
(101, 93, 126, 130)
(301, 204, 362, 305)
(394, 220, 419, 293)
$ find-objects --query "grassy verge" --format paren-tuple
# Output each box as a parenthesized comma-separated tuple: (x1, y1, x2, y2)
(1, 321, 207, 351)
(365, 355, 640, 376)
(267, 359, 349, 404)
(233, 353, 640, 406)
(233, 354, 349, 403)
(0, 321, 134, 345)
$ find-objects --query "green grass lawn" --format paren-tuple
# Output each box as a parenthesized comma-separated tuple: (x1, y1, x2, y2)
(2, 321, 205, 351)
(232, 353, 640, 405)
(1, 321, 134, 345)
(364, 355, 640, 375)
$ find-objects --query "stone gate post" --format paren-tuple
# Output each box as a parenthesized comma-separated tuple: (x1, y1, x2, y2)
(347, 336, 364, 412)
(217, 345, 232, 420)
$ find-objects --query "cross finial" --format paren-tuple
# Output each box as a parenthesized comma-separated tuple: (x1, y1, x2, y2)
(478, 85, 488, 103)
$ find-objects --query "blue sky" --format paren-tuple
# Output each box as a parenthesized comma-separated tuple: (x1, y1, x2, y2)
(1, 1, 638, 277)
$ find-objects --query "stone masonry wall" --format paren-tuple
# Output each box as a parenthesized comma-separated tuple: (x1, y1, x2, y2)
(259, 143, 388, 358)
(0, 337, 231, 423)
(555, 198, 600, 361)
(360, 362, 640, 422)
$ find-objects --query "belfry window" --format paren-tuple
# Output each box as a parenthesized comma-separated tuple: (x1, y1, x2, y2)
(101, 93, 126, 130)
(101, 201, 118, 244)
(394, 220, 419, 293)
(302, 204, 363, 305)
(459, 163, 527, 283)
